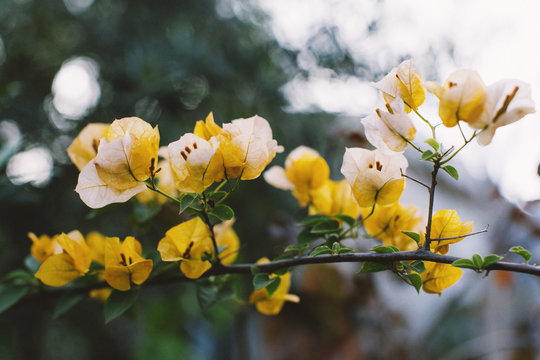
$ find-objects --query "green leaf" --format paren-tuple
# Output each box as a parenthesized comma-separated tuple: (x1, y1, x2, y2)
(53, 293, 85, 319)
(370, 245, 399, 253)
(442, 165, 459, 180)
(509, 246, 532, 263)
(401, 231, 421, 245)
(298, 214, 330, 227)
(207, 191, 228, 203)
(309, 245, 333, 257)
(272, 252, 297, 261)
(104, 289, 139, 324)
(421, 150, 436, 161)
(402, 260, 426, 274)
(196, 281, 235, 310)
(407, 273, 423, 294)
(310, 220, 340, 234)
(358, 262, 388, 273)
(2, 269, 34, 283)
(179, 193, 197, 213)
(338, 247, 354, 254)
(272, 268, 290, 276)
(472, 254, 483, 269)
(284, 245, 301, 253)
(265, 277, 281, 298)
(424, 138, 440, 151)
(0, 284, 29, 314)
(332, 214, 355, 227)
(297, 228, 320, 246)
(250, 266, 261, 275)
(451, 258, 477, 270)
(331, 242, 341, 253)
(253, 273, 273, 291)
(24, 255, 40, 273)
(208, 204, 234, 222)
(482, 254, 503, 268)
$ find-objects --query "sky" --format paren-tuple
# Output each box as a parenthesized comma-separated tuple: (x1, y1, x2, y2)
(252, 0, 540, 206)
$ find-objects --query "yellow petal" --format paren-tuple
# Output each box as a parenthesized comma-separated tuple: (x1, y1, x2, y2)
(194, 112, 222, 140)
(28, 232, 58, 263)
(67, 123, 109, 171)
(35, 253, 81, 287)
(421, 262, 463, 295)
(128, 259, 153, 285)
(56, 233, 91, 274)
(181, 259, 212, 279)
(376, 178, 405, 206)
(215, 219, 240, 265)
(104, 265, 131, 291)
(86, 231, 106, 264)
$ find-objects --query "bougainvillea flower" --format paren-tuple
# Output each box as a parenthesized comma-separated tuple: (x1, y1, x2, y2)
(214, 219, 240, 265)
(361, 99, 416, 153)
(425, 69, 486, 127)
(420, 262, 463, 295)
(309, 179, 361, 220)
(341, 148, 408, 208)
(467, 80, 535, 145)
(264, 146, 330, 207)
(193, 112, 222, 140)
(136, 147, 179, 204)
(67, 123, 108, 171)
(168, 133, 224, 194)
(85, 231, 107, 265)
(372, 59, 426, 112)
(75, 117, 160, 208)
(363, 202, 423, 251)
(35, 231, 91, 287)
(158, 217, 215, 279)
(421, 209, 473, 254)
(28, 232, 61, 263)
(219, 115, 284, 180)
(103, 236, 153, 291)
(249, 258, 300, 315)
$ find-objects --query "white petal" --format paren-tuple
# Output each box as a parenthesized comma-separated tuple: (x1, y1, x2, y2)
(263, 166, 294, 190)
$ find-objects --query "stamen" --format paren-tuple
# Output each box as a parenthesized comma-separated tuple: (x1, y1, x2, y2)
(185, 146, 191, 154)
(128, 257, 133, 265)
(120, 253, 127, 266)
(385, 103, 393, 114)
(92, 138, 100, 153)
(448, 82, 457, 88)
(181, 151, 187, 160)
(183, 241, 194, 259)
(193, 142, 198, 149)
(368, 163, 373, 169)
(375, 109, 382, 118)
(376, 161, 383, 171)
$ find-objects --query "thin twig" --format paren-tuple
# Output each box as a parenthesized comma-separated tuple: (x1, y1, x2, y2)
(401, 169, 430, 190)
(431, 226, 489, 242)
(423, 159, 441, 251)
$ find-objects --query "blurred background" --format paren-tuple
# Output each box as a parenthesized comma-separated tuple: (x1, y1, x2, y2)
(1, 0, 539, 359)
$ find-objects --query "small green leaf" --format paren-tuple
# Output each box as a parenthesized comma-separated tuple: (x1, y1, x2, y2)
(482, 254, 503, 268)
(370, 245, 399, 253)
(179, 193, 197, 213)
(208, 204, 234, 222)
(298, 214, 330, 226)
(309, 245, 333, 257)
(442, 165, 459, 180)
(401, 231, 421, 245)
(407, 273, 423, 294)
(402, 260, 426, 274)
(104, 289, 139, 324)
(0, 284, 29, 314)
(472, 254, 483, 269)
(284, 245, 301, 253)
(421, 150, 436, 161)
(424, 138, 440, 151)
(253, 273, 273, 291)
(310, 220, 340, 234)
(331, 242, 341, 254)
(273, 252, 296, 261)
(2, 270, 34, 283)
(272, 268, 290, 276)
(358, 262, 388, 273)
(53, 293, 85, 319)
(451, 258, 477, 270)
(332, 214, 355, 227)
(207, 191, 228, 203)
(297, 228, 320, 245)
(509, 246, 532, 263)
(265, 277, 281, 298)
(338, 247, 354, 254)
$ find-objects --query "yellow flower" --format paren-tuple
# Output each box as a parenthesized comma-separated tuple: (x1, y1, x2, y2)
(362, 99, 416, 153)
(103, 236, 153, 291)
(249, 258, 300, 315)
(341, 148, 407, 208)
(75, 117, 159, 208)
(219, 115, 284, 180)
(158, 217, 215, 279)
(136, 147, 179, 204)
(420, 262, 463, 295)
(363, 202, 423, 251)
(309, 179, 361, 220)
(168, 133, 224, 194)
(28, 232, 61, 263)
(35, 231, 92, 287)
(372, 59, 426, 112)
(214, 219, 240, 265)
(422, 209, 473, 254)
(86, 231, 107, 265)
(264, 146, 330, 207)
(468, 80, 535, 145)
(425, 70, 486, 127)
(194, 112, 222, 140)
(67, 123, 109, 171)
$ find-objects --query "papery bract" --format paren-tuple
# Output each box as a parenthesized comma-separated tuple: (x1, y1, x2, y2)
(103, 236, 153, 291)
(421, 209, 473, 254)
(158, 217, 214, 279)
(425, 70, 485, 127)
(194, 112, 222, 140)
(264, 146, 330, 207)
(214, 219, 240, 265)
(420, 262, 463, 295)
(249, 258, 300, 315)
(341, 148, 407, 208)
(28, 232, 61, 263)
(309, 179, 361, 220)
(34, 231, 91, 287)
(67, 123, 108, 171)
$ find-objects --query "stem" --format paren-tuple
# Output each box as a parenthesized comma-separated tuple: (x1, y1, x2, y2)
(413, 108, 437, 139)
(145, 181, 181, 204)
(423, 159, 441, 251)
(441, 131, 477, 165)
(201, 192, 222, 266)
(401, 169, 430, 190)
